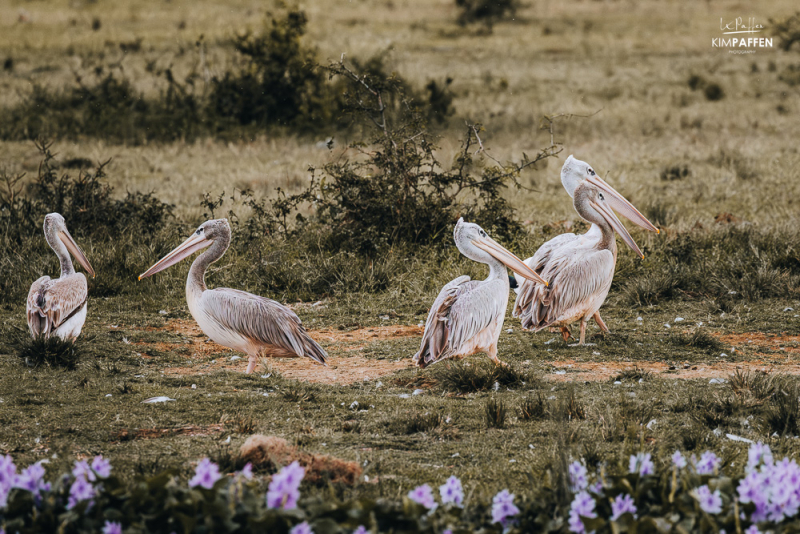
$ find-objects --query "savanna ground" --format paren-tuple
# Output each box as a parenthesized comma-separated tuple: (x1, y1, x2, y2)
(1, 0, 800, 509)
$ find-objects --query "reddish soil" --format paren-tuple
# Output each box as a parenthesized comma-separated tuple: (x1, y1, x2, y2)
(122, 320, 800, 385)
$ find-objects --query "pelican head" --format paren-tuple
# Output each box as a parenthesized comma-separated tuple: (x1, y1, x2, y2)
(139, 219, 230, 280)
(562, 155, 659, 258)
(44, 213, 95, 277)
(454, 218, 547, 285)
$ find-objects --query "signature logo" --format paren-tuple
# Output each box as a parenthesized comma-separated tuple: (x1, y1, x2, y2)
(719, 17, 764, 34)
(713, 17, 773, 52)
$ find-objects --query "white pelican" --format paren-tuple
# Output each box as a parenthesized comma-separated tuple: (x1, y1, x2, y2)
(27, 213, 95, 341)
(139, 219, 327, 373)
(513, 156, 659, 345)
(413, 218, 548, 368)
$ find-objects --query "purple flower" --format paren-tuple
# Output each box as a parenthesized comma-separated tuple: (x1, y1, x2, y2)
(0, 454, 16, 508)
(72, 459, 95, 482)
(589, 481, 604, 494)
(695, 485, 723, 514)
(610, 493, 637, 521)
(696, 451, 721, 475)
(492, 489, 520, 528)
(290, 522, 313, 534)
(14, 461, 51, 495)
(267, 461, 305, 509)
(672, 451, 687, 469)
(102, 521, 123, 534)
(629, 453, 654, 476)
(408, 483, 437, 510)
(67, 475, 95, 509)
(439, 476, 464, 506)
(745, 526, 761, 534)
(237, 463, 253, 480)
(353, 527, 369, 534)
(91, 456, 112, 479)
(747, 443, 773, 473)
(569, 461, 588, 492)
(568, 490, 597, 533)
(188, 458, 222, 490)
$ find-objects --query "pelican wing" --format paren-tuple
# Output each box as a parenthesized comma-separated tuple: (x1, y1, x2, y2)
(513, 243, 614, 330)
(26, 274, 88, 337)
(200, 288, 327, 364)
(414, 276, 502, 367)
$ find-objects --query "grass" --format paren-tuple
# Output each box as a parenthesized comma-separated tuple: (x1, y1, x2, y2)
(1, 0, 800, 512)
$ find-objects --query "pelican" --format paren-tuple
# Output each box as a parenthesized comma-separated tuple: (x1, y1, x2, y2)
(413, 218, 548, 368)
(513, 155, 659, 345)
(27, 213, 95, 341)
(139, 219, 327, 373)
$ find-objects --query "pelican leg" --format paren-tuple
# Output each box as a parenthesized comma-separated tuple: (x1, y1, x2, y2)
(488, 344, 508, 367)
(593, 312, 610, 333)
(568, 319, 596, 347)
(246, 355, 257, 374)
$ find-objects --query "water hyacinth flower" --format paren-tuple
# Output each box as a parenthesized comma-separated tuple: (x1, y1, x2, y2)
(408, 483, 437, 509)
(672, 450, 687, 469)
(492, 489, 520, 528)
(0, 454, 17, 508)
(568, 490, 597, 533)
(629, 453, 654, 476)
(439, 475, 464, 506)
(353, 527, 369, 534)
(744, 525, 761, 534)
(695, 451, 721, 475)
(237, 462, 253, 480)
(67, 475, 95, 509)
(189, 458, 222, 490)
(267, 461, 305, 510)
(290, 522, 313, 534)
(569, 461, 588, 492)
(695, 485, 723, 514)
(737, 447, 800, 523)
(72, 459, 95, 482)
(91, 455, 112, 479)
(102, 521, 123, 534)
(14, 461, 51, 495)
(746, 442, 773, 474)
(610, 493, 637, 521)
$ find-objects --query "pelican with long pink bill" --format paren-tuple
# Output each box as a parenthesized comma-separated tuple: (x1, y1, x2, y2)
(513, 155, 659, 345)
(413, 218, 548, 368)
(139, 219, 327, 373)
(27, 213, 96, 341)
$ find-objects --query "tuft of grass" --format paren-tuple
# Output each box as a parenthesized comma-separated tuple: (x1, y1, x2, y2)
(554, 388, 586, 422)
(729, 369, 779, 405)
(670, 330, 724, 353)
(394, 411, 444, 434)
(766, 385, 800, 436)
(518, 393, 549, 421)
(612, 366, 652, 383)
(431, 360, 534, 393)
(12, 334, 84, 370)
(484, 398, 507, 429)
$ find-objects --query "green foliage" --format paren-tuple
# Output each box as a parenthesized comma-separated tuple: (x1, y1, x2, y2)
(394, 411, 444, 434)
(611, 366, 652, 383)
(455, 0, 518, 30)
(670, 330, 723, 354)
(518, 393, 548, 421)
(9, 333, 84, 370)
(430, 360, 533, 393)
(484, 397, 507, 428)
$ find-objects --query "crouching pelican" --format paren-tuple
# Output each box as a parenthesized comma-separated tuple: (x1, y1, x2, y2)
(513, 156, 659, 345)
(139, 219, 327, 373)
(413, 219, 548, 368)
(27, 213, 96, 341)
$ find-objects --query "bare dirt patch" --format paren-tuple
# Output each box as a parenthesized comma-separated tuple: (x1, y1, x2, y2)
(545, 331, 800, 382)
(126, 320, 415, 384)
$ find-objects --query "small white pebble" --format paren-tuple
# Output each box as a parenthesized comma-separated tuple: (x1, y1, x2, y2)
(505, 328, 513, 333)
(592, 351, 600, 356)
(784, 307, 795, 312)
(364, 475, 369, 482)
(376, 381, 383, 388)
(636, 317, 643, 322)
(674, 317, 684, 322)
(398, 394, 410, 399)
(614, 381, 622, 385)
(159, 310, 167, 315)
(230, 356, 241, 361)
(664, 324, 671, 329)
(350, 401, 359, 410)
(720, 353, 728, 357)
(545, 338, 557, 345)
(709, 378, 726, 384)
(105, 394, 112, 397)
(529, 444, 535, 449)
(412, 389, 425, 396)
(451, 452, 460, 457)
(509, 459, 516, 463)
(262, 393, 269, 397)
(554, 370, 566, 375)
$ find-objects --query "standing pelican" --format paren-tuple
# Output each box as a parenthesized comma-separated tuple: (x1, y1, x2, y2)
(139, 219, 327, 373)
(27, 213, 96, 341)
(413, 219, 548, 368)
(513, 156, 659, 345)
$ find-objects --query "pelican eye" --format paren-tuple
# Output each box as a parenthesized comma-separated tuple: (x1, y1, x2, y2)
(598, 193, 604, 200)
(588, 168, 595, 176)
(196, 228, 203, 235)
(480, 230, 487, 237)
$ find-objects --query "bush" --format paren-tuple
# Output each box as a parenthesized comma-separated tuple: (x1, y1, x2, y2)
(8, 333, 84, 370)
(455, 0, 518, 30)
(430, 360, 533, 393)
